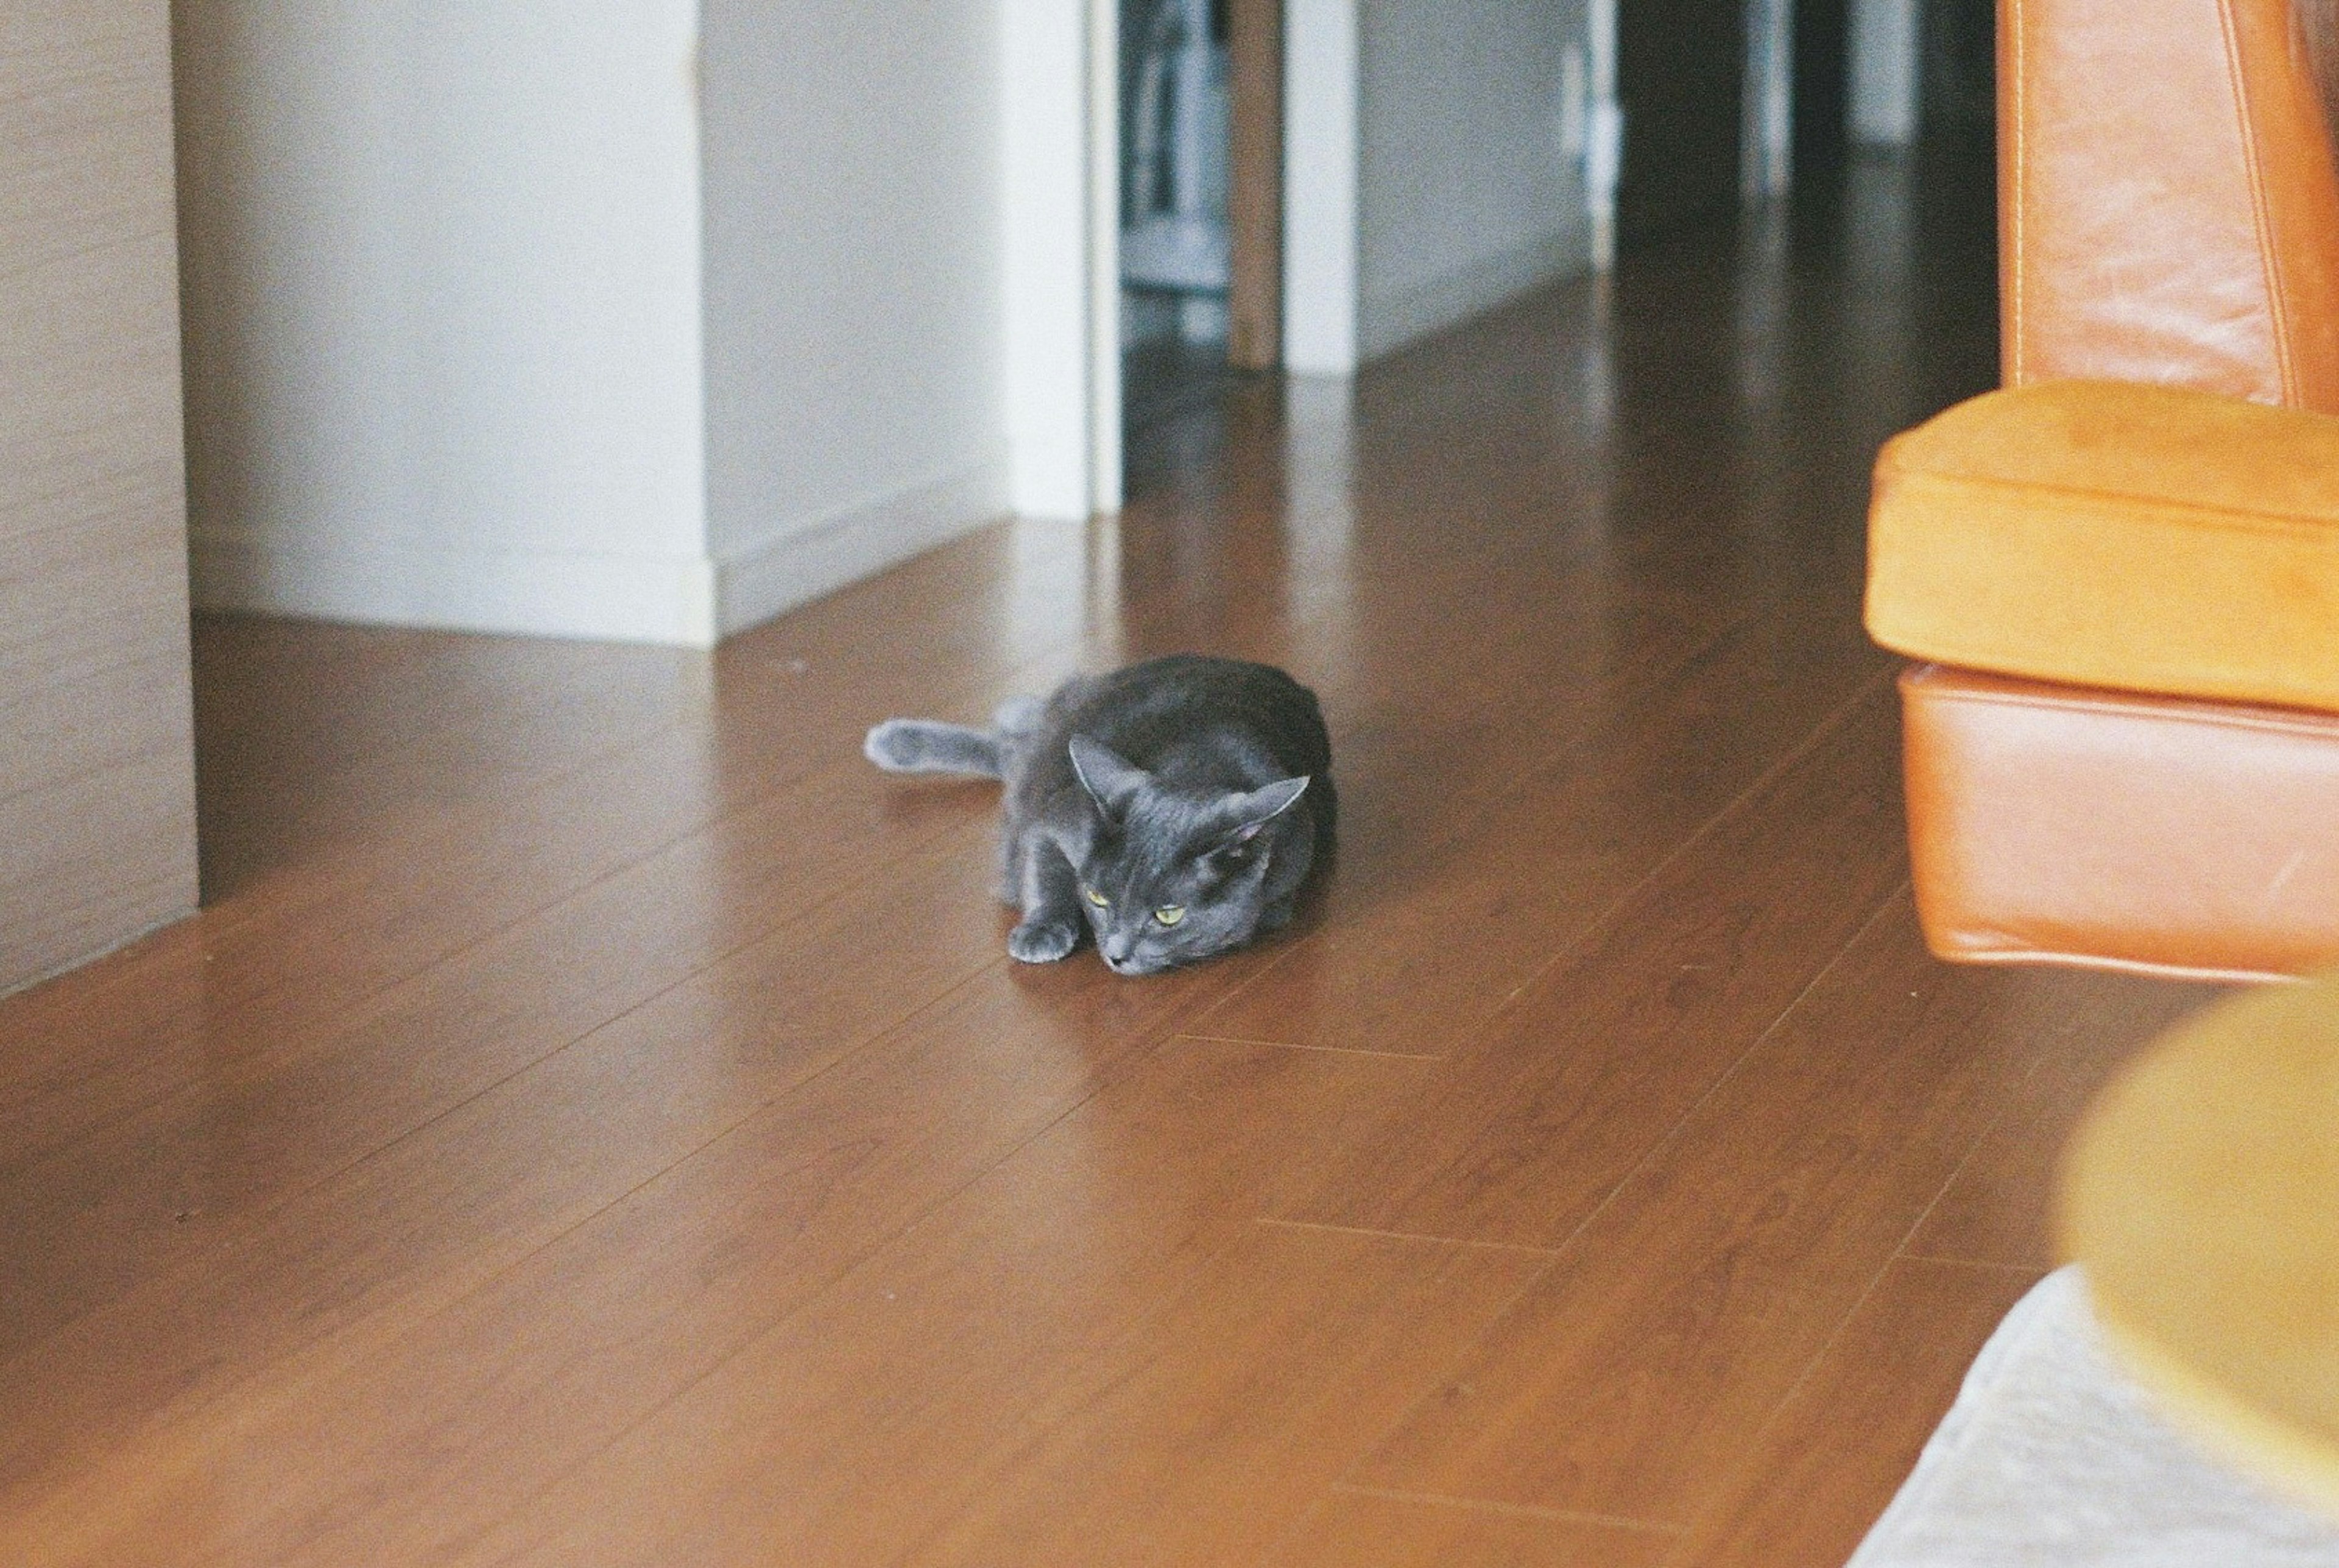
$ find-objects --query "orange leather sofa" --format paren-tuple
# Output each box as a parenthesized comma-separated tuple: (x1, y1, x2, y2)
(1863, 0, 2339, 983)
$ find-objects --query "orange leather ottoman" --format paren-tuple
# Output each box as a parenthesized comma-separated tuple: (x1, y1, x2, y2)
(1900, 666, 2339, 984)
(1870, 380, 2339, 982)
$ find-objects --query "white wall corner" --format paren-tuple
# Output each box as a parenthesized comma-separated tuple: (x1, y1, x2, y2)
(1002, 0, 1099, 520)
(178, 2, 713, 645)
(1283, 0, 1361, 376)
(713, 453, 1011, 639)
(1849, 0, 1921, 146)
(697, 0, 1006, 637)
(1344, 0, 1592, 365)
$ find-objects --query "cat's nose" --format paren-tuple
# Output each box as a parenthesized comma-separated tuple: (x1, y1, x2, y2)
(1102, 933, 1136, 968)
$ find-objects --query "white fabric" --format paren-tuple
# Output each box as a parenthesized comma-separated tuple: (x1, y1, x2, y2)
(1848, 1266, 2339, 1567)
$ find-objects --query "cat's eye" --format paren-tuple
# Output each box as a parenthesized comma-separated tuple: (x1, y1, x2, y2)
(1153, 905, 1186, 927)
(1083, 885, 1110, 908)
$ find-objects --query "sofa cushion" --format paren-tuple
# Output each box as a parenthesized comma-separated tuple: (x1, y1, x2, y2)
(1867, 380, 2339, 715)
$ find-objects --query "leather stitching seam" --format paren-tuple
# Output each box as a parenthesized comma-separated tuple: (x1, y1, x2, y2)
(2219, 0, 2301, 403)
(2006, 0, 2027, 384)
(1882, 465, 2339, 540)
(1911, 676, 2339, 733)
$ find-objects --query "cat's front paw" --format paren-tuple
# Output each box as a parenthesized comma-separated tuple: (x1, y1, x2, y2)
(1008, 919, 1081, 964)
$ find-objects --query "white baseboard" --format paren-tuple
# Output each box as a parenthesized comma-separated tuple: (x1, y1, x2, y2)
(713, 455, 1010, 639)
(191, 529, 724, 646)
(1356, 224, 1590, 364)
(189, 456, 1011, 648)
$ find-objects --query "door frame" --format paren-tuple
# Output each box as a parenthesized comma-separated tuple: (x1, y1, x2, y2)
(1002, 0, 1123, 521)
(1008, 0, 1355, 520)
(1226, 0, 1285, 369)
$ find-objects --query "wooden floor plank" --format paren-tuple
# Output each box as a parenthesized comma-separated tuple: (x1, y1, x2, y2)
(0, 826, 1027, 1505)
(1, 959, 1262, 1566)
(1903, 980, 2215, 1271)
(447, 1040, 1537, 1568)
(1346, 896, 2178, 1527)
(0, 521, 1098, 1164)
(0, 754, 1037, 1328)
(189, 618, 709, 892)
(1198, 608, 1891, 1058)
(1275, 674, 1907, 1248)
(1269, 1489, 1676, 1568)
(1665, 1257, 2039, 1568)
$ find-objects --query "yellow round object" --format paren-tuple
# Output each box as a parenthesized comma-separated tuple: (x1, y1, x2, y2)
(2061, 972, 2339, 1519)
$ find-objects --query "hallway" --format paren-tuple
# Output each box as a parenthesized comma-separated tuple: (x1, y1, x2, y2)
(0, 143, 2207, 1565)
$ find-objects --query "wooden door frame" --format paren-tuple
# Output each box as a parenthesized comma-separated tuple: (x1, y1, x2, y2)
(1227, 0, 1284, 370)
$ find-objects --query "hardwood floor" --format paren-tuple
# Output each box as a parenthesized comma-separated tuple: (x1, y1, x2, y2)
(0, 143, 2214, 1566)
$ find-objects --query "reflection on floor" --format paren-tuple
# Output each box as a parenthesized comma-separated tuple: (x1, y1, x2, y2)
(0, 138, 2212, 1567)
(1123, 308, 1236, 465)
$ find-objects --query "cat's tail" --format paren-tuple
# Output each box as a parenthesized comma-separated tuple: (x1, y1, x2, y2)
(863, 718, 1006, 779)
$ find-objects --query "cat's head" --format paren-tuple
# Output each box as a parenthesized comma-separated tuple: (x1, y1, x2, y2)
(1067, 735, 1311, 975)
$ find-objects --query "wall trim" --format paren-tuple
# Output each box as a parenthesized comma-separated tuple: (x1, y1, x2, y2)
(1356, 225, 1589, 364)
(191, 529, 722, 646)
(192, 456, 1010, 648)
(713, 454, 1011, 639)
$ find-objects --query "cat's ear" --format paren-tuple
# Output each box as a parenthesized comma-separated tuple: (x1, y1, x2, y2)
(1215, 775, 1309, 849)
(1068, 735, 1148, 817)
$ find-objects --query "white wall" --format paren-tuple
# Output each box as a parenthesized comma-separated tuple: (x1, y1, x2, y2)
(701, 0, 1012, 634)
(180, 1, 1018, 647)
(1352, 0, 1590, 363)
(177, 2, 1590, 643)
(178, 3, 714, 643)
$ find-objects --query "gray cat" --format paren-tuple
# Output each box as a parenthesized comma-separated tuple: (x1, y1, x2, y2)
(864, 654, 1334, 975)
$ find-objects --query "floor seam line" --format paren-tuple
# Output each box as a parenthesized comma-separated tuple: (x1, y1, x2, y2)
(1896, 1253, 2051, 1276)
(1170, 1033, 1442, 1061)
(1328, 1481, 1683, 1533)
(1311, 884, 1912, 1516)
(1253, 1217, 1563, 1255)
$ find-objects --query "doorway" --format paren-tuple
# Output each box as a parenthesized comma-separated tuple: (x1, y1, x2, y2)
(1617, 0, 1749, 241)
(1117, 0, 1282, 462)
(1793, 0, 1852, 178)
(1619, 0, 1968, 248)
(1921, 0, 1994, 133)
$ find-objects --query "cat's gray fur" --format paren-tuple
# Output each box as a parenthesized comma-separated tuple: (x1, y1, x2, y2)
(864, 655, 1334, 975)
